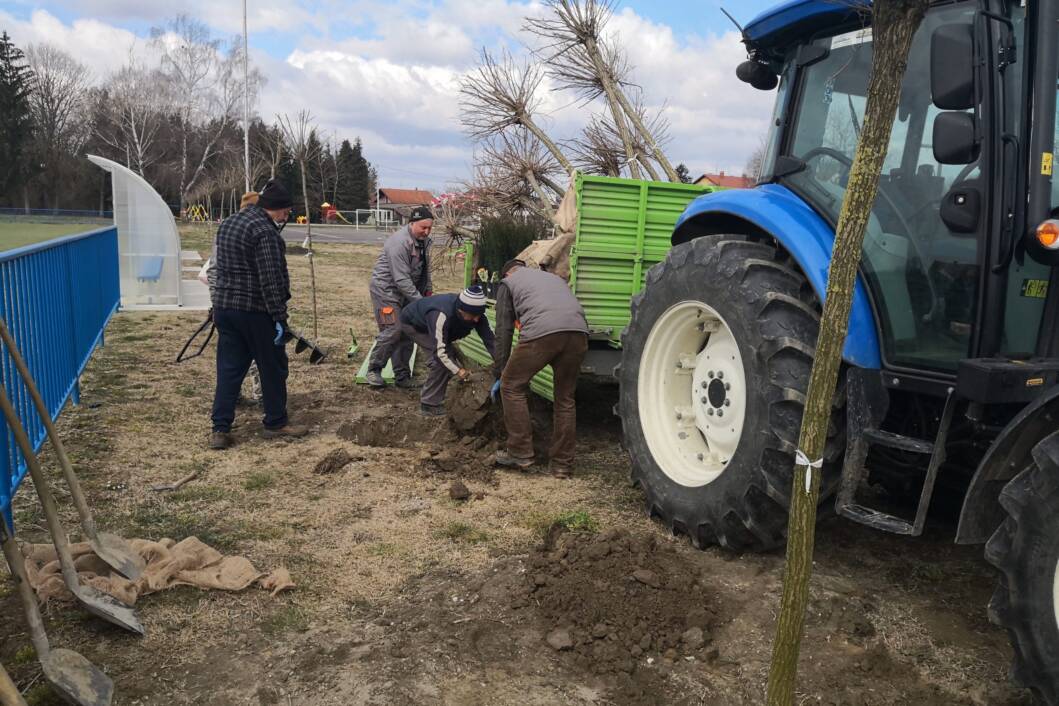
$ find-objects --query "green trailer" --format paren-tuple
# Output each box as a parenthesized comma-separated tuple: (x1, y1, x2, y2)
(456, 173, 714, 399)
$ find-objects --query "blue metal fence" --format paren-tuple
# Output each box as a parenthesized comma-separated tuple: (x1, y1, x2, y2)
(0, 226, 120, 529)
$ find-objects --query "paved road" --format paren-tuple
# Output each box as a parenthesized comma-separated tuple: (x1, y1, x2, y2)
(282, 225, 391, 245)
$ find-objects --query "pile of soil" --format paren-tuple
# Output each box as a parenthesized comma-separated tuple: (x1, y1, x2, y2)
(415, 436, 498, 483)
(518, 528, 715, 675)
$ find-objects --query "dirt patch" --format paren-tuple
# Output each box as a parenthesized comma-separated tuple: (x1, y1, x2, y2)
(337, 409, 451, 446)
(415, 443, 498, 484)
(313, 448, 360, 474)
(523, 527, 715, 676)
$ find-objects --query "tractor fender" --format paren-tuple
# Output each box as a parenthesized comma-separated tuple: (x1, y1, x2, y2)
(956, 387, 1059, 544)
(673, 183, 881, 369)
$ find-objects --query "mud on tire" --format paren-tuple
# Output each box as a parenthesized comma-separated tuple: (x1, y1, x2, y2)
(618, 234, 845, 552)
(986, 431, 1059, 704)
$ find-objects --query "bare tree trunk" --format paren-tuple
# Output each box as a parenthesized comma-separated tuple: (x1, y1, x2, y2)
(522, 116, 573, 174)
(299, 159, 319, 340)
(765, 2, 928, 704)
(582, 36, 640, 179)
(614, 91, 678, 181)
(524, 171, 555, 219)
(639, 156, 660, 181)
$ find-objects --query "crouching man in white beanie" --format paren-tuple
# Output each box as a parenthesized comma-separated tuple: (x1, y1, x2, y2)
(398, 286, 495, 417)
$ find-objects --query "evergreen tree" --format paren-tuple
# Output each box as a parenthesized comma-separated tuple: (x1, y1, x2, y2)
(0, 32, 36, 207)
(674, 163, 692, 184)
(350, 138, 371, 210)
(334, 139, 357, 211)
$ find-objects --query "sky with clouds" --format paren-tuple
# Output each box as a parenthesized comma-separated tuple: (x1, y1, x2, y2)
(0, 0, 781, 193)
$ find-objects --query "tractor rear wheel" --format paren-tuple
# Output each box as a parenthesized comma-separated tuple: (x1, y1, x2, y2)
(617, 234, 845, 552)
(986, 431, 1059, 704)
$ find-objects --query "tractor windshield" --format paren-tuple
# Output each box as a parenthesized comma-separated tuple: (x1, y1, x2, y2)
(781, 6, 982, 371)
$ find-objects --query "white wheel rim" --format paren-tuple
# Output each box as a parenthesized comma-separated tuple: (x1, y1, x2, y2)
(637, 300, 747, 487)
(1053, 560, 1059, 632)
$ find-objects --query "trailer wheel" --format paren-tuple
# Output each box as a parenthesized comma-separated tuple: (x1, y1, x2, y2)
(986, 431, 1059, 704)
(618, 234, 844, 552)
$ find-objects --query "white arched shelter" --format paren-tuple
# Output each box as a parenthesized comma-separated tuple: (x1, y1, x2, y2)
(88, 155, 209, 310)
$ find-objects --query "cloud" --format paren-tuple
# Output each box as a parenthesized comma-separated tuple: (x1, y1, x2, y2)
(5, 1, 775, 190)
(0, 9, 144, 77)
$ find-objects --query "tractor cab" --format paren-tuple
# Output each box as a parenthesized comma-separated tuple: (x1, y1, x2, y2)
(748, 0, 1055, 373)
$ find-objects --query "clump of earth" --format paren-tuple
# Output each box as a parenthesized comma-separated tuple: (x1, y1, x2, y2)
(518, 527, 716, 677)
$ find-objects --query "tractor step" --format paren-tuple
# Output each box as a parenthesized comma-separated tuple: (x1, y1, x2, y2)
(836, 372, 957, 537)
(837, 503, 916, 535)
(862, 429, 934, 454)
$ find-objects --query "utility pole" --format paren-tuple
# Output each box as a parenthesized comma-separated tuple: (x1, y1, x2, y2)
(242, 0, 251, 192)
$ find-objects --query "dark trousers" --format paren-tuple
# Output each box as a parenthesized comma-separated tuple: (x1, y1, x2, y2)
(401, 323, 456, 407)
(500, 332, 587, 467)
(367, 298, 414, 381)
(211, 308, 289, 432)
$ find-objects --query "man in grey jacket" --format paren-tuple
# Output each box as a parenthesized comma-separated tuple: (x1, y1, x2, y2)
(492, 259, 589, 477)
(365, 206, 434, 387)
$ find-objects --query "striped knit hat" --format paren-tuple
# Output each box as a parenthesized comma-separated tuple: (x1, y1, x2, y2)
(457, 285, 487, 315)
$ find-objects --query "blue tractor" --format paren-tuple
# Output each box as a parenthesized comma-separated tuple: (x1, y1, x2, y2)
(617, 0, 1059, 700)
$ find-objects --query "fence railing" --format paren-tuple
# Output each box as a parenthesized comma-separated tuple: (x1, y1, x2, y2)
(0, 227, 120, 529)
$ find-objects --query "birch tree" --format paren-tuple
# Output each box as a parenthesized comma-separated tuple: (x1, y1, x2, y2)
(766, 1, 930, 703)
(278, 109, 322, 339)
(25, 45, 91, 209)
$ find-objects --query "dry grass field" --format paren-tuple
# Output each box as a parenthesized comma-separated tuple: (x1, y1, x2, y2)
(0, 225, 1036, 705)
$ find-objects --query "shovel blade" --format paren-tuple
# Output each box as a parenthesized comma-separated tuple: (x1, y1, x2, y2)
(72, 584, 144, 635)
(42, 649, 113, 706)
(90, 533, 145, 581)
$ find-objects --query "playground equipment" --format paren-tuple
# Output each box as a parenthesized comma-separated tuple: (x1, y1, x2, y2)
(185, 204, 209, 222)
(88, 155, 210, 310)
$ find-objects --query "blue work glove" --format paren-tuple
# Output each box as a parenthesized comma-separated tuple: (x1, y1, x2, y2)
(273, 321, 284, 346)
(490, 379, 501, 402)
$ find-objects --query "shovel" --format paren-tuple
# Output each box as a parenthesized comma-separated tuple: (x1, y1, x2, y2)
(282, 327, 327, 364)
(0, 661, 28, 706)
(1, 520, 114, 706)
(0, 318, 145, 582)
(0, 383, 144, 635)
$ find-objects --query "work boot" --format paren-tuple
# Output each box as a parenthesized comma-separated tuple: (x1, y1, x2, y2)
(262, 423, 309, 439)
(364, 370, 386, 388)
(549, 464, 573, 479)
(420, 403, 445, 417)
(209, 431, 233, 450)
(495, 450, 534, 470)
(394, 376, 420, 390)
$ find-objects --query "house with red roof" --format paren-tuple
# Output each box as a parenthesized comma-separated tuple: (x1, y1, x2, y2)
(372, 187, 436, 224)
(694, 171, 755, 190)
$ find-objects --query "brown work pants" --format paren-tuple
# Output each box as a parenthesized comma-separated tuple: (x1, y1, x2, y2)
(500, 331, 588, 467)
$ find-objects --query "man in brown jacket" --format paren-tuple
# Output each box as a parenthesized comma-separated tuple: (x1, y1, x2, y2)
(492, 259, 589, 477)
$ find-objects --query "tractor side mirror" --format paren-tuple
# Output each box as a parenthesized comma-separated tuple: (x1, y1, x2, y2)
(931, 23, 975, 110)
(933, 112, 979, 164)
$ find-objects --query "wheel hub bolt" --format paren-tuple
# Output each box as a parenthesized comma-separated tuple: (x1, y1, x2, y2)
(708, 370, 714, 378)
(724, 399, 730, 407)
(707, 409, 714, 416)
(724, 382, 731, 391)
(717, 410, 724, 418)
(701, 381, 708, 389)
(718, 371, 724, 380)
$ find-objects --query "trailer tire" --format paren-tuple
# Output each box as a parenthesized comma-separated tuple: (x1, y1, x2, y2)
(986, 431, 1059, 704)
(618, 234, 844, 552)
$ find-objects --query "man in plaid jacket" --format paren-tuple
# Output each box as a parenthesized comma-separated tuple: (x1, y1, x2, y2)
(209, 180, 308, 449)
